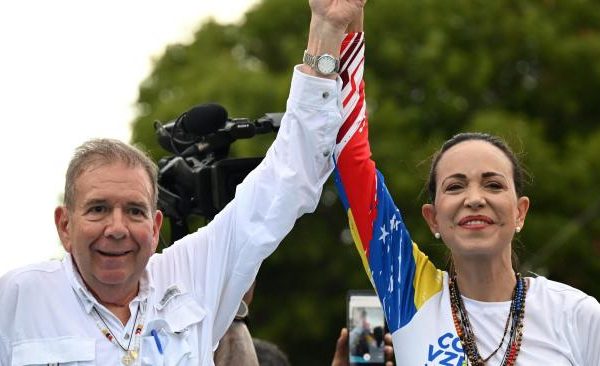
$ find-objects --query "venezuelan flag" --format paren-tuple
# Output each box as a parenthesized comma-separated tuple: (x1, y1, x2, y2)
(334, 33, 442, 333)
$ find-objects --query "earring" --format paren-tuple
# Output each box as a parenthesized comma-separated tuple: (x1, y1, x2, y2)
(434, 232, 441, 239)
(515, 226, 521, 233)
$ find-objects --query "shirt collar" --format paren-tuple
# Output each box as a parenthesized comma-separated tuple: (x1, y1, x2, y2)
(62, 254, 154, 314)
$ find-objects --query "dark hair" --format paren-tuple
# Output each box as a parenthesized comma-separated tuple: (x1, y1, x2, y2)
(426, 132, 525, 203)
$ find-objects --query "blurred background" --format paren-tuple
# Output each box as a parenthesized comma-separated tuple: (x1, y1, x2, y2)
(132, 0, 600, 363)
(0, 0, 260, 274)
(4, 0, 600, 364)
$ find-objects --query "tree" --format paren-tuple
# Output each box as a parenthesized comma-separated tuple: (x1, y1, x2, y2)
(131, 0, 600, 363)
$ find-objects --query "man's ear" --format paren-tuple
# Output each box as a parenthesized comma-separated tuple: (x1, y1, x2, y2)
(151, 209, 164, 252)
(54, 206, 72, 252)
(421, 203, 439, 236)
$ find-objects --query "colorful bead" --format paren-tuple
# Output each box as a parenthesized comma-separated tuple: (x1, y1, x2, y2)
(449, 272, 527, 366)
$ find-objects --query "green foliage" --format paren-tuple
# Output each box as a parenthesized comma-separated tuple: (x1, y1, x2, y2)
(131, 0, 600, 363)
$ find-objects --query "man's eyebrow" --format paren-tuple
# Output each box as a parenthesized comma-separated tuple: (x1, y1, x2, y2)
(82, 199, 149, 208)
(82, 198, 107, 206)
(126, 201, 151, 210)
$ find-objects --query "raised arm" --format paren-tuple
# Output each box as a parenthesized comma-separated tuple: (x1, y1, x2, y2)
(333, 13, 442, 334)
(151, 0, 368, 348)
(301, 0, 367, 79)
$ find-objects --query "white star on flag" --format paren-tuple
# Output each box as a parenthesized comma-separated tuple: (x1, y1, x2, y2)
(379, 225, 389, 242)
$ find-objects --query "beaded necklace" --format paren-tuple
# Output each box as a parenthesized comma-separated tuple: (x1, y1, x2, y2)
(91, 301, 146, 365)
(449, 272, 527, 366)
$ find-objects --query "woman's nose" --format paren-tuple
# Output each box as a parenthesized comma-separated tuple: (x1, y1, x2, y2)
(464, 189, 486, 209)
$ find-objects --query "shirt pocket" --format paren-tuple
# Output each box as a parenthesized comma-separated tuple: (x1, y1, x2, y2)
(161, 294, 206, 333)
(142, 294, 206, 366)
(11, 337, 95, 366)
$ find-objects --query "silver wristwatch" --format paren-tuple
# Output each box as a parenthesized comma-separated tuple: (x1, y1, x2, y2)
(303, 50, 340, 76)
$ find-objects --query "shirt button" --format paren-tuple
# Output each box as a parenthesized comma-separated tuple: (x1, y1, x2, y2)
(124, 333, 130, 340)
(322, 91, 330, 99)
(323, 150, 330, 157)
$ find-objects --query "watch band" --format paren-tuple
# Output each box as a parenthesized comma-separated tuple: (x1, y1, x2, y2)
(303, 50, 340, 75)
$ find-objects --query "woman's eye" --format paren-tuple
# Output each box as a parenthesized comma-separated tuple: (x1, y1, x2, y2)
(445, 183, 463, 191)
(486, 182, 504, 190)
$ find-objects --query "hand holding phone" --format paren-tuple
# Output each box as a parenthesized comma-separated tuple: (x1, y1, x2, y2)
(347, 290, 387, 365)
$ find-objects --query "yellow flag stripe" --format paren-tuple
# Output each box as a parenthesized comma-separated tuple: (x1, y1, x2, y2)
(412, 243, 443, 310)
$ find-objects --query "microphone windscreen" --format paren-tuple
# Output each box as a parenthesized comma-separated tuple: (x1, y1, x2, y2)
(181, 103, 228, 136)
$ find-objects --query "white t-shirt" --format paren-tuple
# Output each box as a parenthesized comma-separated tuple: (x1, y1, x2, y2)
(0, 67, 343, 366)
(394, 271, 600, 366)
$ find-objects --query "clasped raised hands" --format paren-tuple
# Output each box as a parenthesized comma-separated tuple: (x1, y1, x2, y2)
(309, 0, 366, 32)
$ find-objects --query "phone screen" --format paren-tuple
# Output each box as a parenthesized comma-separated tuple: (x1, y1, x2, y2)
(347, 290, 386, 365)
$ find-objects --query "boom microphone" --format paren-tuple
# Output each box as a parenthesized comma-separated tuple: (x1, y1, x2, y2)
(181, 103, 228, 136)
(155, 103, 229, 154)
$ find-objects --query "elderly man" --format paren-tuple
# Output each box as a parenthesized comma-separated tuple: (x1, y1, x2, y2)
(0, 0, 365, 365)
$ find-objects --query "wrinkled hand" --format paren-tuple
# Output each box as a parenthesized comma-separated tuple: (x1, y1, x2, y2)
(309, 0, 366, 30)
(331, 328, 395, 366)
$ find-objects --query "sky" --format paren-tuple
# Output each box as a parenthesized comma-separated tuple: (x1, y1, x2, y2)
(0, 0, 259, 276)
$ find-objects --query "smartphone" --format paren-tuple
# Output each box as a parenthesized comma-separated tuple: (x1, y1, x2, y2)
(347, 290, 386, 365)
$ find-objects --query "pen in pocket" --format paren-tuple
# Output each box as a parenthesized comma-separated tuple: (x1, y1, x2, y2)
(151, 329, 163, 354)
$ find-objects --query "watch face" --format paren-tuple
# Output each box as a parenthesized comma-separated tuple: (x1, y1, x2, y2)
(317, 55, 337, 74)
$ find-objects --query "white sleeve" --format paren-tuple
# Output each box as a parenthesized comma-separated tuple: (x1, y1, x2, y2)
(150, 66, 343, 346)
(574, 295, 600, 365)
